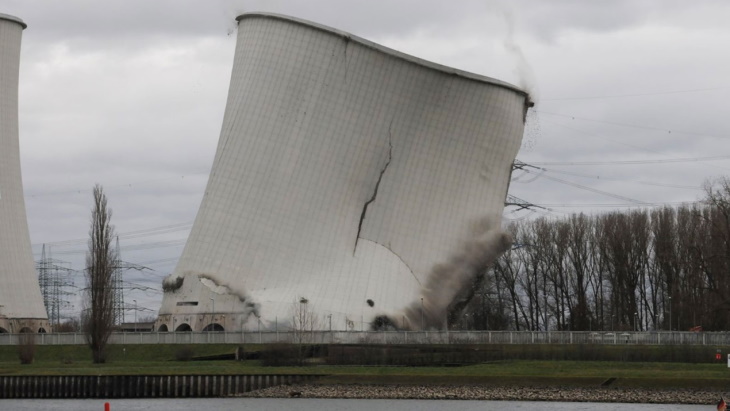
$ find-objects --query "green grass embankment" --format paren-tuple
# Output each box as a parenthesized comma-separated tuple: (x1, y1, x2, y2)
(2, 344, 730, 390)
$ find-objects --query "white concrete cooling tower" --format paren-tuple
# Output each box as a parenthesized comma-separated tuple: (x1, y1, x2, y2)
(0, 14, 50, 333)
(156, 13, 531, 332)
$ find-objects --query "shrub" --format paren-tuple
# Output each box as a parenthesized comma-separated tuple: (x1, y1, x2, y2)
(175, 346, 195, 361)
(17, 332, 36, 365)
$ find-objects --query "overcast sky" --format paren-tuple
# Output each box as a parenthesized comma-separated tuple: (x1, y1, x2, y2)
(3, 0, 729, 320)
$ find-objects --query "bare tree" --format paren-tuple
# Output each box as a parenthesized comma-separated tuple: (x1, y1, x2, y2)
(84, 184, 117, 363)
(650, 207, 677, 330)
(289, 297, 320, 365)
(291, 297, 319, 343)
(456, 182, 730, 332)
(565, 214, 594, 331)
(17, 329, 36, 365)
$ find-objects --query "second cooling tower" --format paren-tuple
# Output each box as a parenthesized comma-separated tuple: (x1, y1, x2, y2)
(157, 13, 530, 332)
(0, 14, 50, 333)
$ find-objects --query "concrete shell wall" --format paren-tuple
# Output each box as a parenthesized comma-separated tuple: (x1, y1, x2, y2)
(0, 14, 49, 333)
(157, 13, 529, 332)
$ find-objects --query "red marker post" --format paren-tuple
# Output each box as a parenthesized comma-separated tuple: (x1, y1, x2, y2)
(105, 402, 110, 411)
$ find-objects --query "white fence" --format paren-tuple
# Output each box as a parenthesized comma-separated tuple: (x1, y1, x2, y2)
(1, 330, 729, 346)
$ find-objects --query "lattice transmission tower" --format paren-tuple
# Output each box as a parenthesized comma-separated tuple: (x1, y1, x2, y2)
(36, 245, 76, 329)
(111, 237, 152, 325)
(505, 160, 546, 212)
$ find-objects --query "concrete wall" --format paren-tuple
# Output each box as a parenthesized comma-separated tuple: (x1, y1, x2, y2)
(0, 14, 50, 333)
(0, 374, 318, 398)
(157, 13, 530, 332)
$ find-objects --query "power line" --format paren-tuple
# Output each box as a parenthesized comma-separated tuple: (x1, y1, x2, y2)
(135, 257, 179, 266)
(529, 155, 730, 166)
(509, 161, 704, 216)
(537, 201, 701, 208)
(513, 159, 704, 190)
(537, 110, 727, 139)
(48, 238, 186, 256)
(542, 85, 729, 101)
(534, 116, 730, 174)
(512, 161, 648, 205)
(531, 172, 647, 205)
(25, 171, 209, 199)
(505, 194, 545, 212)
(539, 116, 671, 156)
(542, 168, 702, 190)
(32, 221, 192, 248)
(115, 222, 193, 240)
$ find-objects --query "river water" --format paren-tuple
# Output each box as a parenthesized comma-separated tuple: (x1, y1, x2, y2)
(0, 399, 712, 411)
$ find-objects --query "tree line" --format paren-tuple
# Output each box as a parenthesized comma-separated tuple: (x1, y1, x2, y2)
(464, 178, 730, 332)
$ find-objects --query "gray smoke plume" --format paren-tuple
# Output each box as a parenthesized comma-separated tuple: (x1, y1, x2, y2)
(161, 274, 184, 292)
(500, 7, 538, 101)
(379, 217, 512, 330)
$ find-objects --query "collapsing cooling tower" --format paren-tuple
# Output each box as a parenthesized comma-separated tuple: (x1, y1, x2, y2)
(156, 13, 530, 332)
(0, 14, 50, 333)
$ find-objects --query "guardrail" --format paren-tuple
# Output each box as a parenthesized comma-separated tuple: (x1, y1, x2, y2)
(0, 330, 728, 346)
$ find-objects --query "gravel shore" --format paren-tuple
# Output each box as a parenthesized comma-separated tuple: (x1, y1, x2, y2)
(242, 384, 724, 404)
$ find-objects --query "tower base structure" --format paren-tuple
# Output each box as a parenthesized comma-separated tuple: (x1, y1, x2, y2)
(0, 317, 51, 334)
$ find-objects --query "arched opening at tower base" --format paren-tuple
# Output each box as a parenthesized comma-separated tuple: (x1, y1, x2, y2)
(175, 323, 192, 332)
(203, 323, 224, 332)
(158, 324, 169, 332)
(0, 327, 7, 333)
(19, 327, 32, 333)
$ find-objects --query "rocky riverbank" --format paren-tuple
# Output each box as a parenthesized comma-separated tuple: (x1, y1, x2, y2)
(242, 384, 723, 404)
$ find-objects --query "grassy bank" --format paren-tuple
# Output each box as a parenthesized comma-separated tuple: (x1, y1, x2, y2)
(2, 344, 730, 389)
